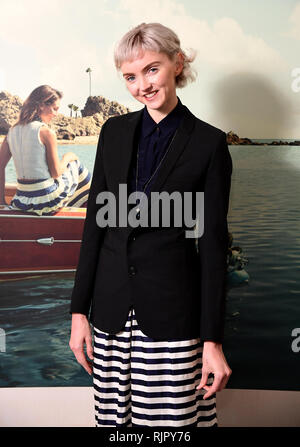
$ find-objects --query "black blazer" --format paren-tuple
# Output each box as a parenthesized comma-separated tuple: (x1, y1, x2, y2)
(69, 104, 233, 343)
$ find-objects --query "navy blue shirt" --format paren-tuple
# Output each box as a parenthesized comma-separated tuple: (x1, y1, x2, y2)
(128, 97, 186, 202)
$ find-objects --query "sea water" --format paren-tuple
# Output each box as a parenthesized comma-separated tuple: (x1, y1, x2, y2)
(1, 143, 300, 390)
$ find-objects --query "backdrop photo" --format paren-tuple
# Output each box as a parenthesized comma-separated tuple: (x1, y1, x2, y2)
(0, 0, 299, 394)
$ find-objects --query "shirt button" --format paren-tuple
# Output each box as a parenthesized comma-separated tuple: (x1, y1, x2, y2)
(129, 266, 137, 276)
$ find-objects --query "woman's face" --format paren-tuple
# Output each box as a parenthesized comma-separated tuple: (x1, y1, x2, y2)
(120, 49, 183, 121)
(39, 98, 60, 123)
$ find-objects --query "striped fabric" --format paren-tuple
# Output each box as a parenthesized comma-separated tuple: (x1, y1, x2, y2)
(9, 160, 91, 216)
(93, 307, 217, 427)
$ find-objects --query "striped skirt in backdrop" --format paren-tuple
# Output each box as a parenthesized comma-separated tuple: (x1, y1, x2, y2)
(9, 160, 91, 216)
(93, 306, 217, 427)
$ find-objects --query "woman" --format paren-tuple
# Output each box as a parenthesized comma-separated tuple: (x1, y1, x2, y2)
(69, 23, 233, 427)
(0, 85, 91, 215)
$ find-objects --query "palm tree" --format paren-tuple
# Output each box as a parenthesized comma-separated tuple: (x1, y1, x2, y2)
(86, 67, 92, 97)
(73, 105, 79, 118)
(68, 104, 74, 117)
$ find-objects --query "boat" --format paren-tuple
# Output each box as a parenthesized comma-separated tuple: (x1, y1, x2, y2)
(0, 183, 86, 281)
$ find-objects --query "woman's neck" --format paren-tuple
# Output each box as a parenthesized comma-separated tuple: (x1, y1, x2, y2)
(146, 95, 178, 124)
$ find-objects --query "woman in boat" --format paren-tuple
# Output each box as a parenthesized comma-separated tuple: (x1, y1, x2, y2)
(0, 85, 91, 215)
(69, 22, 233, 427)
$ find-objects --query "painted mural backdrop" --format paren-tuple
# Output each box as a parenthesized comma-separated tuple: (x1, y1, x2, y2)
(0, 0, 300, 390)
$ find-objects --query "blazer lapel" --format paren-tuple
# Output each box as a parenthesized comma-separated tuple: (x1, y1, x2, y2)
(148, 106, 195, 195)
(118, 105, 196, 217)
(119, 109, 143, 186)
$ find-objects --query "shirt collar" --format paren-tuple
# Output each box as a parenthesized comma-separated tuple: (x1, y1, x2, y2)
(141, 96, 185, 138)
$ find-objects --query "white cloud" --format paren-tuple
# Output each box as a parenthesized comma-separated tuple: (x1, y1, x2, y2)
(118, 0, 287, 75)
(0, 0, 119, 113)
(286, 2, 300, 40)
(0, 0, 295, 136)
(0, 0, 288, 99)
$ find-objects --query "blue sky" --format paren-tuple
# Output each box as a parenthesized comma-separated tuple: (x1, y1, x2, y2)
(0, 0, 299, 137)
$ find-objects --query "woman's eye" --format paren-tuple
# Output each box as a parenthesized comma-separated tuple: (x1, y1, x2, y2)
(126, 76, 135, 82)
(149, 67, 158, 73)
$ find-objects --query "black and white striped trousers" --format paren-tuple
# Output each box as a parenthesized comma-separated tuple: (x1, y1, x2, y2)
(92, 307, 217, 427)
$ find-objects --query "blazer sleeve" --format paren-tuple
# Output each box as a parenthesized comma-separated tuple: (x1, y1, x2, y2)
(197, 131, 233, 343)
(69, 119, 109, 316)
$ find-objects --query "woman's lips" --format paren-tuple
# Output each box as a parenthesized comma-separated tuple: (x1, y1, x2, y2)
(144, 90, 158, 101)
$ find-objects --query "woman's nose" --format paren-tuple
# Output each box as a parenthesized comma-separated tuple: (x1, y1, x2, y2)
(139, 76, 151, 93)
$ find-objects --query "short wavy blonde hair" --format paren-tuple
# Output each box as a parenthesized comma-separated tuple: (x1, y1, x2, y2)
(114, 22, 197, 88)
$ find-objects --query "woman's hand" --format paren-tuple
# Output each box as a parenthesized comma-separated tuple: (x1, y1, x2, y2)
(196, 341, 232, 399)
(69, 313, 94, 375)
(62, 151, 79, 163)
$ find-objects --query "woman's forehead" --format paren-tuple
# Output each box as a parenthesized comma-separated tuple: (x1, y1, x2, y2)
(121, 49, 168, 70)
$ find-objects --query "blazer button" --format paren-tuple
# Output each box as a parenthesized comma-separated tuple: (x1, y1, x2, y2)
(129, 265, 137, 276)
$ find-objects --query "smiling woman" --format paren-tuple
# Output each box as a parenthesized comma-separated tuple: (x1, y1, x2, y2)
(69, 22, 233, 428)
(120, 51, 183, 123)
(115, 23, 196, 123)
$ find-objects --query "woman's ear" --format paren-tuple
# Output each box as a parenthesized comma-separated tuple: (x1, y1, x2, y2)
(38, 104, 45, 115)
(175, 52, 184, 76)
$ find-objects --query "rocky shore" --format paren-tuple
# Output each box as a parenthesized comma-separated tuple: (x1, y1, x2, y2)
(0, 91, 129, 142)
(226, 130, 300, 146)
(0, 91, 299, 145)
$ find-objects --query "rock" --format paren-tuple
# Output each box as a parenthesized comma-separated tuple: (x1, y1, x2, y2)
(50, 114, 100, 139)
(238, 137, 253, 144)
(0, 91, 23, 133)
(0, 91, 130, 140)
(92, 112, 106, 126)
(31, 105, 123, 140)
(55, 124, 76, 140)
(225, 131, 300, 146)
(226, 130, 253, 145)
(81, 95, 130, 119)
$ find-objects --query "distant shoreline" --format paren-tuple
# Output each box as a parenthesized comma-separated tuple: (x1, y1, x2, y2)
(0, 135, 99, 145)
(58, 135, 99, 145)
(0, 134, 299, 146)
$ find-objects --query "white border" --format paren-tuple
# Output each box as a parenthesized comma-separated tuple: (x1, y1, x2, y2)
(0, 387, 299, 427)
